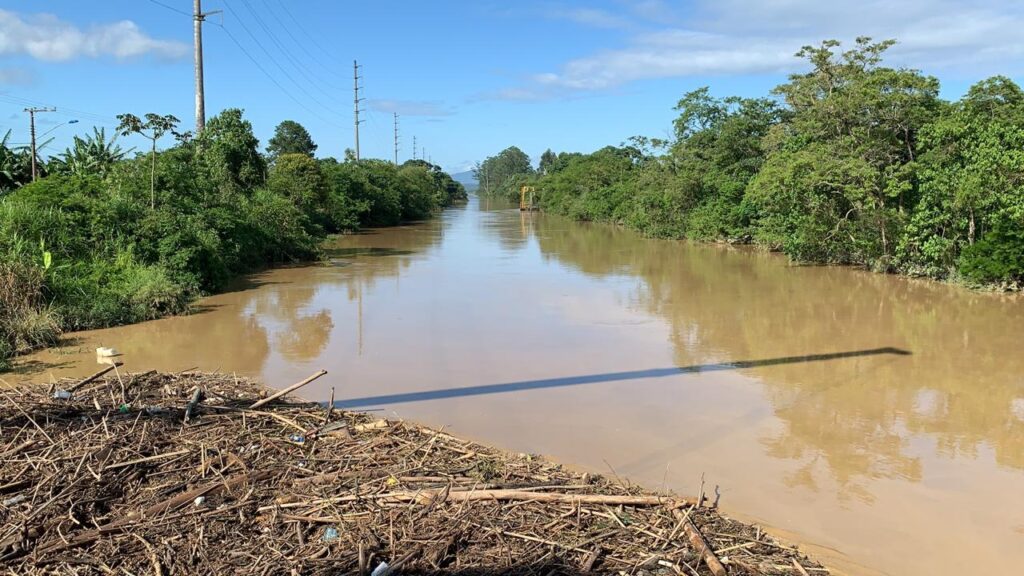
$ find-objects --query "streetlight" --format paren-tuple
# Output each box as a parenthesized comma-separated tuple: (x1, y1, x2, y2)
(40, 119, 79, 138)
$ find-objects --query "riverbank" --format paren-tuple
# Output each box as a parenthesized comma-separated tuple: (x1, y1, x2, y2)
(0, 369, 826, 575)
(0, 144, 467, 372)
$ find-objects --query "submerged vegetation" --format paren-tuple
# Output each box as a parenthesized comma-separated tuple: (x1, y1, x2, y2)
(480, 38, 1024, 290)
(0, 111, 466, 369)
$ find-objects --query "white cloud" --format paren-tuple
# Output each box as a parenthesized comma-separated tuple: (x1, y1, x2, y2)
(0, 9, 188, 61)
(520, 0, 1024, 92)
(368, 99, 454, 117)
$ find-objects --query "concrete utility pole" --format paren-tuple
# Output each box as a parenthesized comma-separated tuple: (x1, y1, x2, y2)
(24, 107, 55, 181)
(194, 0, 205, 133)
(393, 112, 399, 164)
(353, 60, 363, 161)
(193, 1, 220, 134)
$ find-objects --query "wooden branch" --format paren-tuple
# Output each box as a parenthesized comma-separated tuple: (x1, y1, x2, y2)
(249, 370, 327, 409)
(105, 449, 191, 471)
(68, 363, 123, 394)
(673, 508, 728, 576)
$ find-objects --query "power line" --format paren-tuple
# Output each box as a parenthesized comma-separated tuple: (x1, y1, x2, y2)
(210, 21, 343, 128)
(220, 0, 342, 120)
(146, 0, 191, 17)
(234, 0, 343, 97)
(255, 0, 348, 84)
(0, 95, 114, 125)
(275, 0, 347, 71)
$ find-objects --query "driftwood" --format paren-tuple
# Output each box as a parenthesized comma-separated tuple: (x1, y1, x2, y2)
(675, 507, 728, 576)
(0, 370, 826, 575)
(249, 369, 327, 409)
(67, 363, 122, 394)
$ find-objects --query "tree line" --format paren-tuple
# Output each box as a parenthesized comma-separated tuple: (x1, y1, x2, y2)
(478, 38, 1024, 290)
(0, 111, 466, 369)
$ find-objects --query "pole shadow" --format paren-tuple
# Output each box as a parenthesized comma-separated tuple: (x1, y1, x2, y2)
(332, 347, 911, 409)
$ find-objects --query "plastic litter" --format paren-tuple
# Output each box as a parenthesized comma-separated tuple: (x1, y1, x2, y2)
(320, 527, 339, 542)
(193, 496, 206, 506)
(370, 561, 390, 576)
(288, 434, 305, 444)
(52, 390, 72, 400)
(2, 494, 27, 506)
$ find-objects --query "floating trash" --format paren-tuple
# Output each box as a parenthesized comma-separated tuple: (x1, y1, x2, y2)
(370, 562, 390, 576)
(52, 390, 72, 400)
(321, 527, 339, 542)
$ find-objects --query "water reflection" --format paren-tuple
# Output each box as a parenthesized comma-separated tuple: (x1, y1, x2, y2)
(529, 214, 1024, 481)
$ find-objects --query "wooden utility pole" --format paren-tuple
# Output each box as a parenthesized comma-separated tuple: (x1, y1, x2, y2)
(24, 107, 55, 181)
(353, 60, 362, 161)
(393, 113, 399, 164)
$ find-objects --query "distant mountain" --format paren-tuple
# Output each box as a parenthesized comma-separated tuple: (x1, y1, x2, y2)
(451, 170, 478, 190)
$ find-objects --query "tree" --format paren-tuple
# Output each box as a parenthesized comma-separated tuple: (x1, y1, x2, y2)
(197, 108, 266, 192)
(539, 149, 557, 175)
(748, 38, 940, 268)
(267, 153, 329, 227)
(474, 146, 533, 198)
(0, 130, 33, 194)
(899, 76, 1024, 281)
(116, 113, 181, 209)
(267, 120, 317, 160)
(52, 127, 129, 178)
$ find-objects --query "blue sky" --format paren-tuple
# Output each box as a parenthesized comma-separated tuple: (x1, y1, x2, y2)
(1, 0, 1022, 173)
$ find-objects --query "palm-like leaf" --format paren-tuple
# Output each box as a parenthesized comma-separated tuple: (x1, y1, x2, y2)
(53, 127, 131, 177)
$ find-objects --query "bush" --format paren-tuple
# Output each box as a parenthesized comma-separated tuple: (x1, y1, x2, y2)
(958, 219, 1024, 285)
(49, 250, 192, 330)
(0, 261, 61, 367)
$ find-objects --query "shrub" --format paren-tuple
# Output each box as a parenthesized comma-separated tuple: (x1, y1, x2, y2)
(959, 219, 1024, 286)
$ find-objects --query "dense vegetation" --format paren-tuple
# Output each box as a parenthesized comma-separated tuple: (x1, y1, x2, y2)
(0, 111, 466, 369)
(481, 38, 1024, 290)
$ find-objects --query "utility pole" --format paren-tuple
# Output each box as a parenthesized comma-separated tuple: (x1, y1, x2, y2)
(412, 135, 417, 161)
(353, 60, 363, 161)
(192, 1, 220, 134)
(194, 0, 205, 133)
(393, 113, 399, 164)
(24, 107, 55, 181)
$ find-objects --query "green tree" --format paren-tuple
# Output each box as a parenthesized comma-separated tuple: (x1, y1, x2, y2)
(116, 113, 182, 209)
(474, 146, 533, 198)
(748, 38, 940, 268)
(196, 108, 266, 192)
(899, 76, 1024, 282)
(267, 153, 329, 229)
(267, 120, 318, 160)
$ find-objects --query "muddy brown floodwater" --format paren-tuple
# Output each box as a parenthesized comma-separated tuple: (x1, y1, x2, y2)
(7, 196, 1024, 575)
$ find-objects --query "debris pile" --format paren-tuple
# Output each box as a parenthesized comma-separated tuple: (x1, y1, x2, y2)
(0, 370, 828, 575)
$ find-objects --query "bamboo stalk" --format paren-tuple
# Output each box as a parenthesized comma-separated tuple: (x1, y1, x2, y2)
(249, 370, 327, 409)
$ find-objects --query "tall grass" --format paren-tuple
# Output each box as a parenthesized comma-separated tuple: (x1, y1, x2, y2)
(0, 261, 61, 370)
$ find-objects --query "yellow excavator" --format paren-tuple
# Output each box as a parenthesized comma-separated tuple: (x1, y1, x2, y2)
(519, 186, 538, 211)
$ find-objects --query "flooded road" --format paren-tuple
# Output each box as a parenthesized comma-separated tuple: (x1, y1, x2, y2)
(8, 196, 1024, 575)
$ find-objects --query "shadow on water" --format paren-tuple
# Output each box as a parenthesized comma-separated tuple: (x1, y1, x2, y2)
(333, 347, 910, 409)
(323, 247, 417, 258)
